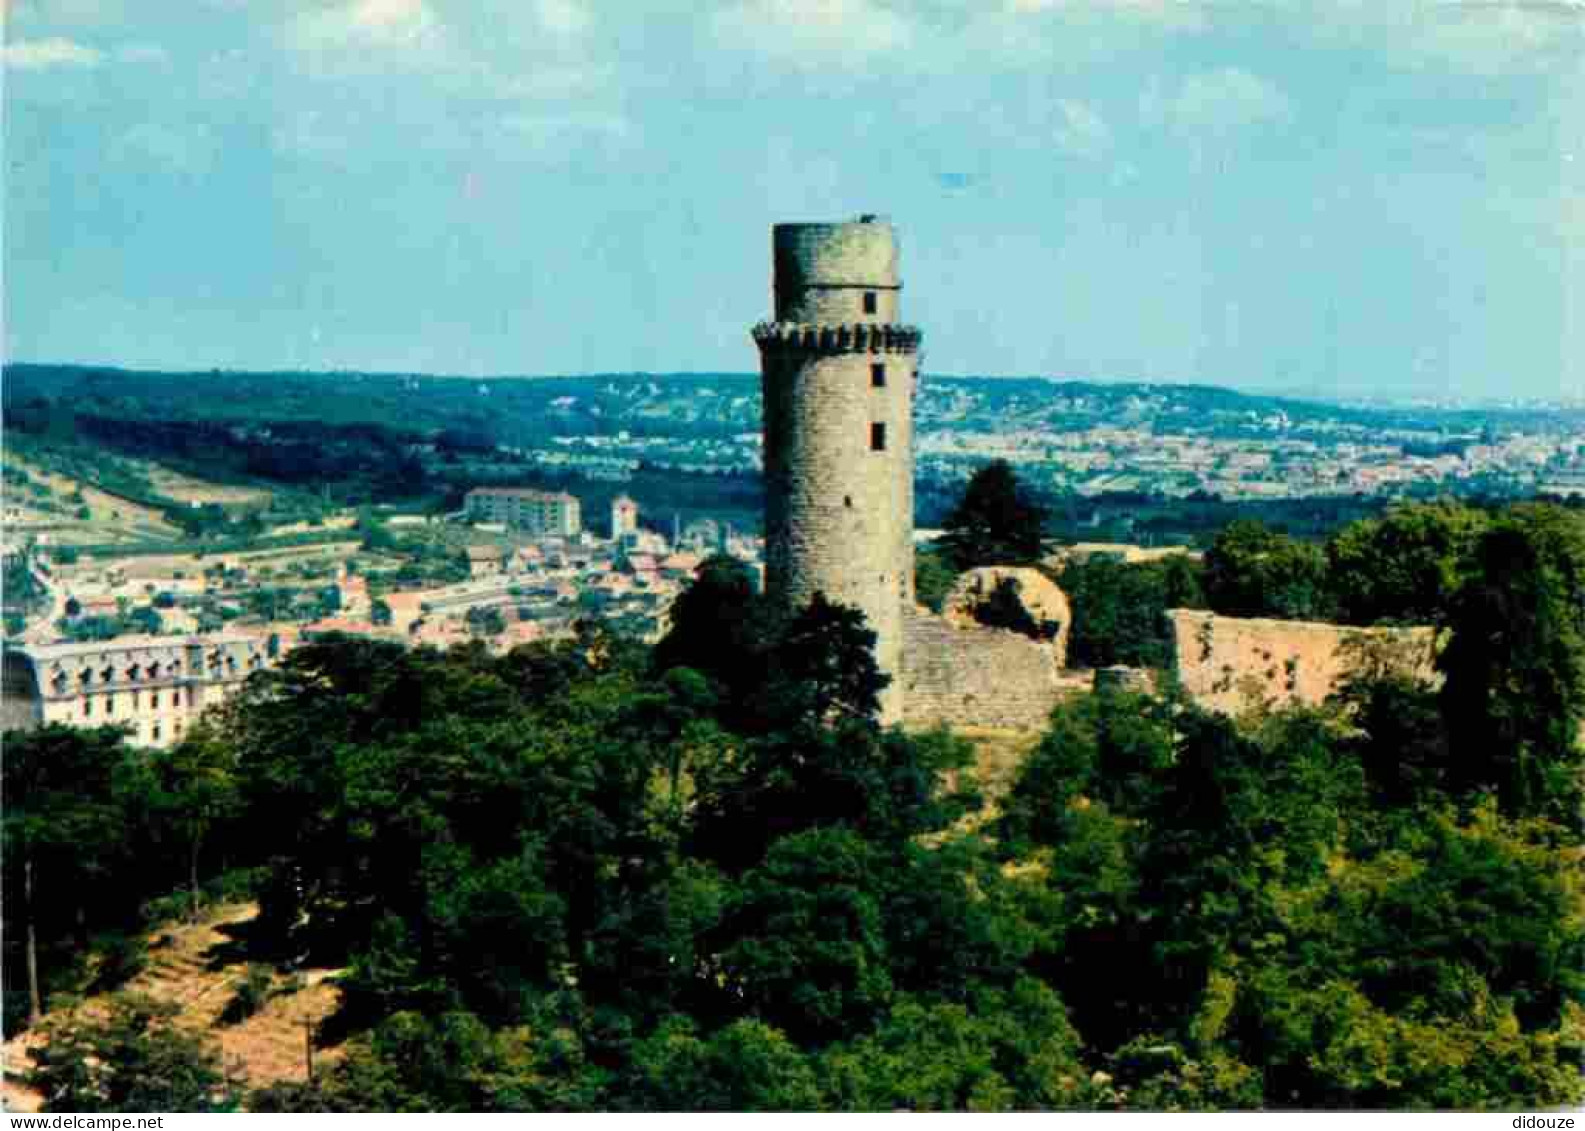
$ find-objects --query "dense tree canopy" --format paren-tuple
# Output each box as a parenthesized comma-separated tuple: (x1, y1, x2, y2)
(1325, 502, 1488, 626)
(1201, 519, 1331, 621)
(11, 501, 1585, 1111)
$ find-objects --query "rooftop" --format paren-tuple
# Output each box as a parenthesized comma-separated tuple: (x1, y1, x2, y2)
(466, 487, 578, 502)
(7, 633, 261, 662)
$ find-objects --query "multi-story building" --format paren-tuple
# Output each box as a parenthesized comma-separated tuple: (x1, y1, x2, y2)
(465, 488, 581, 537)
(610, 495, 639, 540)
(1, 633, 280, 748)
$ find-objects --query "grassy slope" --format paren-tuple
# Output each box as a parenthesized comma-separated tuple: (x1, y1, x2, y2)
(0, 904, 344, 1112)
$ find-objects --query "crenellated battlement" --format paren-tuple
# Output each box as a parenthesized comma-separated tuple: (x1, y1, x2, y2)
(752, 321, 923, 355)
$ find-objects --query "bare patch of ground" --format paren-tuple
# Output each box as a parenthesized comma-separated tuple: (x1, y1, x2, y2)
(145, 468, 273, 508)
(1, 904, 344, 1112)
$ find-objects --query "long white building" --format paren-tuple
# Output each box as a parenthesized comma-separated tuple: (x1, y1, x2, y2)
(1, 633, 278, 748)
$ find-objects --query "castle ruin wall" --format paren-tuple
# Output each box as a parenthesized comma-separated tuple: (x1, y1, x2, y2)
(900, 613, 1077, 731)
(1168, 608, 1437, 715)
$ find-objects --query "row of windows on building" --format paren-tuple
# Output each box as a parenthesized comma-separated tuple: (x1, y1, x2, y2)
(75, 713, 186, 744)
(49, 653, 255, 695)
(80, 686, 195, 718)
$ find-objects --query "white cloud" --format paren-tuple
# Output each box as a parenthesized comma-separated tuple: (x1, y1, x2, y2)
(1252, 1, 1582, 77)
(1147, 68, 1294, 136)
(534, 0, 589, 37)
(290, 0, 441, 52)
(1409, 2, 1583, 76)
(2, 36, 102, 68)
(711, 0, 913, 64)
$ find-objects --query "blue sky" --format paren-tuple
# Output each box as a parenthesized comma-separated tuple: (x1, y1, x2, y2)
(5, 0, 1582, 399)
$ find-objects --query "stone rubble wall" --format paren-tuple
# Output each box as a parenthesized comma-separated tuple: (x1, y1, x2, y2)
(900, 612, 1079, 731)
(941, 567, 1071, 669)
(1168, 608, 1437, 715)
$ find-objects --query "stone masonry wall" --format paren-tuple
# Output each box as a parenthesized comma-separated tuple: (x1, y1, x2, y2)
(942, 567, 1071, 668)
(773, 221, 902, 324)
(759, 219, 920, 721)
(900, 613, 1069, 731)
(1168, 608, 1436, 715)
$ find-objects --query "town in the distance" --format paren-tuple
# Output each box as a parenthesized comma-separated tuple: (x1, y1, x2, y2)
(5, 336, 1585, 747)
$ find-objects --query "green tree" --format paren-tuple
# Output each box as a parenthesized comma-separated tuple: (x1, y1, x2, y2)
(1438, 504, 1585, 819)
(1326, 501, 1487, 626)
(821, 979, 1086, 1111)
(970, 576, 1060, 640)
(1202, 520, 1330, 620)
(913, 550, 959, 613)
(654, 553, 770, 711)
(715, 828, 892, 1043)
(691, 721, 978, 874)
(1059, 554, 1205, 668)
(626, 1017, 822, 1111)
(147, 724, 243, 922)
(126, 606, 163, 635)
(1231, 803, 1585, 1108)
(2, 726, 137, 1022)
(466, 605, 506, 638)
(939, 460, 1047, 571)
(755, 592, 890, 727)
(1331, 635, 1452, 809)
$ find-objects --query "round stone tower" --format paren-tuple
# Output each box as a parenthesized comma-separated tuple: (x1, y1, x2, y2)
(753, 216, 923, 722)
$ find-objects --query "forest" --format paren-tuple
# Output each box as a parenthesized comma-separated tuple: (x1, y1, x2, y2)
(5, 495, 1585, 1110)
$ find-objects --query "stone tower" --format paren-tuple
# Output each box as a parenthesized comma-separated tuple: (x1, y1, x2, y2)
(753, 216, 923, 721)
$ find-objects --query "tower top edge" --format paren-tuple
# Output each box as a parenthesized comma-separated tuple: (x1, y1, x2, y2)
(772, 219, 900, 290)
(773, 214, 891, 233)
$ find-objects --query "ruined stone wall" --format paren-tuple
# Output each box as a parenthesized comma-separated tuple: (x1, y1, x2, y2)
(942, 567, 1072, 668)
(1168, 608, 1437, 715)
(900, 613, 1070, 731)
(758, 219, 921, 721)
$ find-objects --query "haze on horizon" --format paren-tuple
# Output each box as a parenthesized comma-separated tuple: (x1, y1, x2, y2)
(5, 0, 1582, 401)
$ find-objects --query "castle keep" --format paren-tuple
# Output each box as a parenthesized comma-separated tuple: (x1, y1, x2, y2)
(754, 218, 923, 720)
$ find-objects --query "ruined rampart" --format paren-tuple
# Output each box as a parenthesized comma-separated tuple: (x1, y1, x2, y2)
(900, 613, 1080, 731)
(1168, 608, 1437, 715)
(942, 567, 1071, 669)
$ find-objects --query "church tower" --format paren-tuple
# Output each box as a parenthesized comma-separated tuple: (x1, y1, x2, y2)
(753, 216, 923, 721)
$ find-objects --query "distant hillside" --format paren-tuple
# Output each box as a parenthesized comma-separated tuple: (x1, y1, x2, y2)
(2, 364, 762, 447)
(6, 363, 1576, 534)
(10, 362, 1560, 448)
